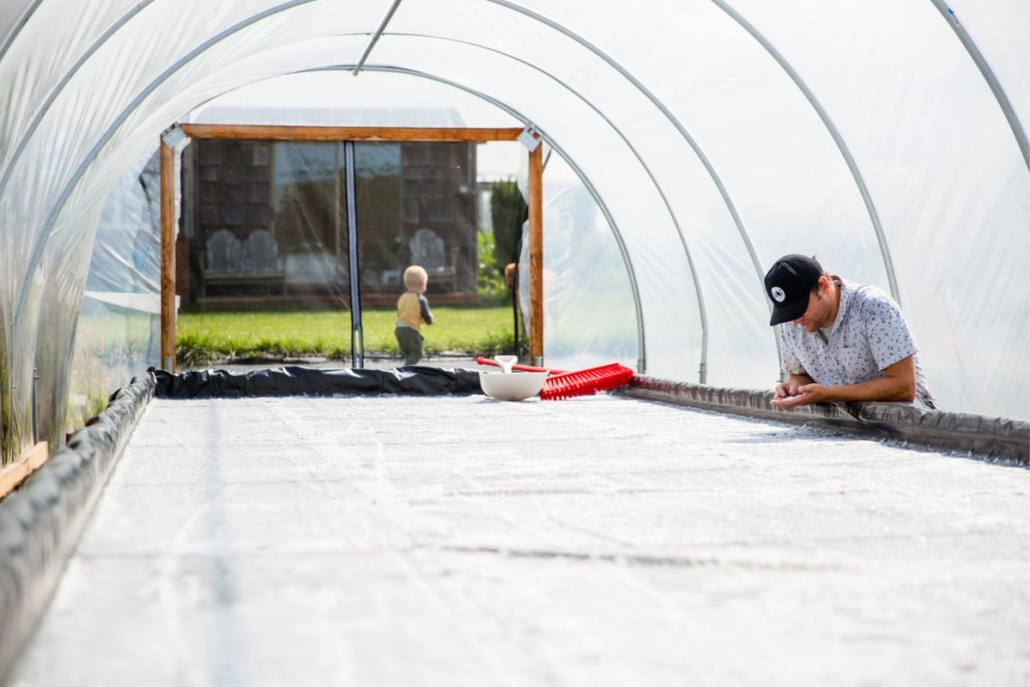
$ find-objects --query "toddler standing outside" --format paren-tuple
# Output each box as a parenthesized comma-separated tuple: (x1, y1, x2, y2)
(395, 265, 434, 365)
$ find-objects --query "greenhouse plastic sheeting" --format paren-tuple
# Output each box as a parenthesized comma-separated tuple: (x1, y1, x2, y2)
(0, 1, 1027, 463)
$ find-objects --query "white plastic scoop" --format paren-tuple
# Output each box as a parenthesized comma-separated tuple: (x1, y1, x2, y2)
(493, 355, 518, 374)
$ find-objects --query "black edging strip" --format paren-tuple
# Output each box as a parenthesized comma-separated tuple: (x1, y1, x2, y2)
(0, 371, 156, 682)
(153, 365, 484, 398)
(624, 375, 1029, 465)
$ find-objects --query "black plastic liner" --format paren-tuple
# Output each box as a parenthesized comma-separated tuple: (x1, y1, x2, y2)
(154, 365, 483, 399)
(0, 371, 156, 682)
(625, 376, 1029, 464)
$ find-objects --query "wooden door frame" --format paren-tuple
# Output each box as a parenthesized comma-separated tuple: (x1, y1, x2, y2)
(161, 125, 543, 372)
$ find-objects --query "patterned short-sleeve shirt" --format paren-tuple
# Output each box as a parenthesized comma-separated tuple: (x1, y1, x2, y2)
(778, 279, 935, 408)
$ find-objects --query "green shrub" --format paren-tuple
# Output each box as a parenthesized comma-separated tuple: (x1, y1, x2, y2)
(477, 231, 509, 304)
(489, 179, 526, 267)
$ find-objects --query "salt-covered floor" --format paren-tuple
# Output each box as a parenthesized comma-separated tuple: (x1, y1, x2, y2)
(9, 393, 1029, 686)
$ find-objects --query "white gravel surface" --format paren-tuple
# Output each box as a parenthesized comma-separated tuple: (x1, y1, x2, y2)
(10, 393, 1029, 686)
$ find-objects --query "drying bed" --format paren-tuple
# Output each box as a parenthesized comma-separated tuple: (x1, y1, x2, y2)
(5, 382, 1028, 685)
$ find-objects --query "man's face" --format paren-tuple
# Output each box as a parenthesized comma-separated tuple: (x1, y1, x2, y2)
(792, 280, 833, 333)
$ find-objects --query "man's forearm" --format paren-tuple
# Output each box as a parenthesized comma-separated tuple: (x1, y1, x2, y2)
(817, 374, 915, 403)
(772, 356, 918, 409)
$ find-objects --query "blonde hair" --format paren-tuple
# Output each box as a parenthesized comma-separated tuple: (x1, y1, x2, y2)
(403, 265, 428, 289)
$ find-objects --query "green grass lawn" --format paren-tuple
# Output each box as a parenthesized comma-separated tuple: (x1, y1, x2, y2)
(176, 306, 518, 366)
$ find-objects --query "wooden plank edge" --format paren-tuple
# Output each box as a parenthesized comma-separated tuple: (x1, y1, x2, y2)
(0, 442, 50, 499)
(179, 124, 524, 142)
(160, 138, 176, 373)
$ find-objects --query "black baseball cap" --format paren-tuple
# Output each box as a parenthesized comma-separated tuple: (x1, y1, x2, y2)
(764, 254, 824, 326)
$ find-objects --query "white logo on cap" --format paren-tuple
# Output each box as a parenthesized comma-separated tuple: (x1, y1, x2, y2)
(771, 286, 786, 303)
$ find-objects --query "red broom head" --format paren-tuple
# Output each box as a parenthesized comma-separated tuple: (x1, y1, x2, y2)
(540, 363, 635, 400)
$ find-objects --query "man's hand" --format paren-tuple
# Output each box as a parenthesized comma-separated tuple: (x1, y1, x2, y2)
(771, 383, 830, 409)
(774, 380, 801, 400)
(773, 373, 816, 407)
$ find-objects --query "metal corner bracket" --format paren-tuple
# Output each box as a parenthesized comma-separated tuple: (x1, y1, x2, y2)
(518, 124, 543, 152)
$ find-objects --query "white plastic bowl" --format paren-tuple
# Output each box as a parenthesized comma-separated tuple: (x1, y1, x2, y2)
(479, 371, 548, 401)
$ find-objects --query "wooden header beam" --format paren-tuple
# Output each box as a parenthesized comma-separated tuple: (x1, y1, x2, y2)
(180, 124, 523, 143)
